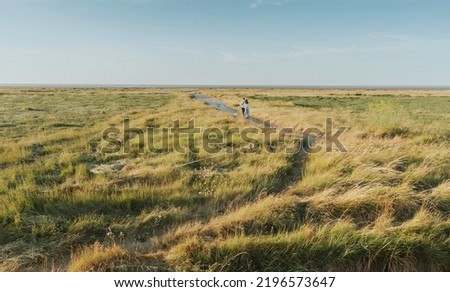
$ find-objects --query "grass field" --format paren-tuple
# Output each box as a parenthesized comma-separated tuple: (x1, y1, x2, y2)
(0, 87, 449, 271)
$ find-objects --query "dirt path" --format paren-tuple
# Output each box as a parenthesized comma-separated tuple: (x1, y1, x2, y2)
(191, 93, 314, 191)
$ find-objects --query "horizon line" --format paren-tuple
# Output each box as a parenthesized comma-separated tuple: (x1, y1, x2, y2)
(1, 83, 450, 90)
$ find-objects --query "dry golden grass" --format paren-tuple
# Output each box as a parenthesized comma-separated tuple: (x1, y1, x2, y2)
(68, 242, 127, 272)
(0, 87, 449, 271)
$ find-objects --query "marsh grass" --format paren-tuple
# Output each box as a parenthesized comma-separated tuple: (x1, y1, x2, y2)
(0, 87, 449, 271)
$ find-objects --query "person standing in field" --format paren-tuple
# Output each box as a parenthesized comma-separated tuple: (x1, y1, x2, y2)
(239, 98, 246, 116)
(244, 99, 250, 118)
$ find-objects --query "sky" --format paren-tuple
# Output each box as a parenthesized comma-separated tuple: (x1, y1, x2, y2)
(0, 0, 450, 86)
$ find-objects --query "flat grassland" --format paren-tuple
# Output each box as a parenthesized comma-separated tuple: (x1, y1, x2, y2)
(0, 88, 449, 271)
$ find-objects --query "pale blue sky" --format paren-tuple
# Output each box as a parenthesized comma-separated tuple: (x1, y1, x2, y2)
(1, 0, 449, 86)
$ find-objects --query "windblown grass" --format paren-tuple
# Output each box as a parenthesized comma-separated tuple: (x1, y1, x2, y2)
(0, 87, 449, 271)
